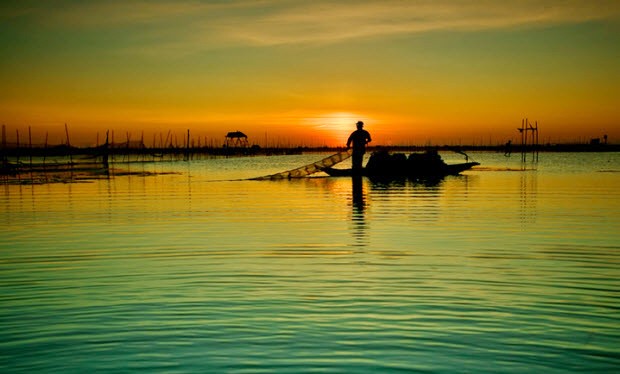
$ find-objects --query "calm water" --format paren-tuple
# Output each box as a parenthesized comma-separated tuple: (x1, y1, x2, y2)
(1, 152, 619, 373)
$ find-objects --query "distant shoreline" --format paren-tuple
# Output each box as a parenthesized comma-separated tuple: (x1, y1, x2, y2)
(2, 143, 617, 183)
(1, 142, 619, 158)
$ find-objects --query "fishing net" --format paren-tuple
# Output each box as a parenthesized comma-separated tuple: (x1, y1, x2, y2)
(252, 149, 352, 180)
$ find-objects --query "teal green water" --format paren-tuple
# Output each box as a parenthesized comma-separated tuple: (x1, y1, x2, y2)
(1, 152, 619, 372)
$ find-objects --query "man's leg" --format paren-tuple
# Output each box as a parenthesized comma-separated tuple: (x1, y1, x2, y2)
(352, 153, 363, 170)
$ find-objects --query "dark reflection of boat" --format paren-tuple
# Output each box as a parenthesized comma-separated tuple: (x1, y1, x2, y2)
(367, 175, 446, 189)
(322, 149, 479, 179)
(367, 174, 448, 225)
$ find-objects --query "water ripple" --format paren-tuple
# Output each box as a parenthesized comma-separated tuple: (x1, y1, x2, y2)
(1, 154, 619, 372)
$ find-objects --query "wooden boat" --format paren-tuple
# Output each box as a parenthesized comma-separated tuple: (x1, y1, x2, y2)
(321, 149, 479, 178)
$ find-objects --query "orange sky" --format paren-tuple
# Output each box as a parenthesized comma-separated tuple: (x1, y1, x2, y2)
(1, 1, 619, 147)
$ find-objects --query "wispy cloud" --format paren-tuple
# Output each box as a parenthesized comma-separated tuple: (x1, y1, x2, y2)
(218, 0, 620, 46)
(5, 0, 620, 50)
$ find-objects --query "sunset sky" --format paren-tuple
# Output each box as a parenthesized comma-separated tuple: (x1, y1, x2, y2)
(1, 0, 619, 147)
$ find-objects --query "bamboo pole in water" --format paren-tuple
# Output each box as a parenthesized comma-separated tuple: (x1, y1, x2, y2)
(140, 131, 145, 162)
(125, 132, 130, 162)
(185, 129, 190, 161)
(1, 125, 5, 165)
(43, 132, 48, 165)
(533, 121, 539, 162)
(520, 118, 526, 163)
(15, 129, 20, 164)
(28, 126, 32, 168)
(65, 123, 73, 164)
(103, 130, 109, 169)
(164, 130, 171, 149)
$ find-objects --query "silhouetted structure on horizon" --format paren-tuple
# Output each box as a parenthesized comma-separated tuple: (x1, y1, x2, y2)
(518, 118, 539, 162)
(224, 131, 249, 148)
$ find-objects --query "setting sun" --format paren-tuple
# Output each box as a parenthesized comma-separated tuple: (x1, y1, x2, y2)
(302, 112, 368, 147)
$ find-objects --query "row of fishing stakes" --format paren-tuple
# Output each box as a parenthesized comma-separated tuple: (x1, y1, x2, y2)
(1, 124, 74, 167)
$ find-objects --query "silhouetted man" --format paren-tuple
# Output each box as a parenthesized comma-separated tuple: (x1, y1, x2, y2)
(347, 121, 371, 172)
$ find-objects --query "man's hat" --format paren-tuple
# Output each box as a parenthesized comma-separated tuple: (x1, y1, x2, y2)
(356, 121, 364, 126)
